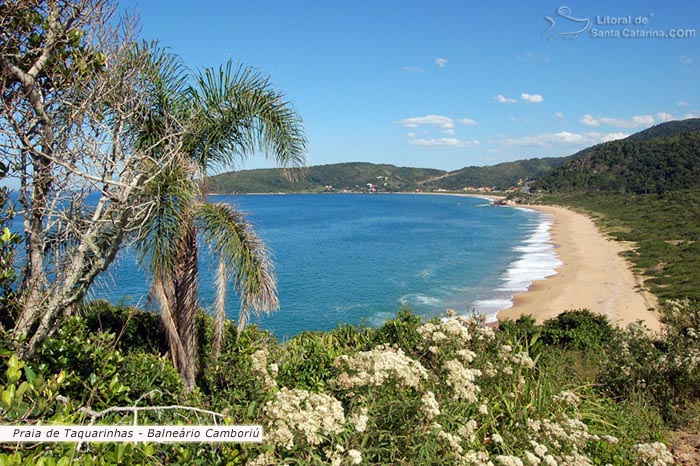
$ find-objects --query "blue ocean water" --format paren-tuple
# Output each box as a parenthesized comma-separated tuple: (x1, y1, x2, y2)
(91, 194, 560, 340)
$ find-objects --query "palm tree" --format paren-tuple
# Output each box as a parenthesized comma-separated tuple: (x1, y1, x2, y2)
(134, 50, 306, 391)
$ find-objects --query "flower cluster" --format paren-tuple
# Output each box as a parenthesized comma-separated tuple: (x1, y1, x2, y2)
(348, 406, 369, 433)
(444, 359, 482, 402)
(421, 391, 441, 420)
(633, 442, 674, 466)
(552, 390, 581, 408)
(417, 315, 489, 349)
(323, 444, 363, 466)
(335, 345, 428, 390)
(250, 349, 278, 390)
(264, 387, 345, 450)
(511, 352, 536, 369)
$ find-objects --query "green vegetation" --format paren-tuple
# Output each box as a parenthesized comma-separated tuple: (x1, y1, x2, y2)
(205, 157, 574, 194)
(533, 192, 700, 301)
(206, 162, 446, 193)
(424, 156, 574, 191)
(1, 1, 699, 464)
(4, 303, 696, 465)
(534, 120, 700, 195)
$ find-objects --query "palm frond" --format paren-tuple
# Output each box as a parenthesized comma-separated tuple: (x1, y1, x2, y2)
(195, 201, 278, 333)
(134, 159, 197, 278)
(129, 41, 190, 157)
(185, 61, 307, 174)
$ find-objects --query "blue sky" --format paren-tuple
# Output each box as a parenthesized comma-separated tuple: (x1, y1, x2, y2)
(121, 0, 699, 172)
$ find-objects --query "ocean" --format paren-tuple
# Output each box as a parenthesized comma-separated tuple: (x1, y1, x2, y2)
(91, 194, 561, 340)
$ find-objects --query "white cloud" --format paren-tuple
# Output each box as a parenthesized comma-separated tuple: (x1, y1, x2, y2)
(555, 112, 566, 120)
(656, 112, 674, 122)
(397, 114, 455, 129)
(434, 57, 448, 68)
(494, 94, 518, 104)
(459, 118, 478, 125)
(442, 128, 455, 135)
(407, 132, 416, 138)
(580, 114, 600, 127)
(402, 66, 425, 73)
(600, 132, 629, 142)
(580, 114, 655, 128)
(677, 101, 689, 107)
(500, 131, 628, 148)
(409, 138, 480, 147)
(521, 93, 543, 103)
(681, 56, 694, 65)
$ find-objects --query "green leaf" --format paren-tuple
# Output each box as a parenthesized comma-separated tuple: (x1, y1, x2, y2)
(1, 389, 13, 407)
(246, 400, 258, 418)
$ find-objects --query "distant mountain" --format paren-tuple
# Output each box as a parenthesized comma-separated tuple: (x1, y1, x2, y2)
(423, 156, 574, 191)
(206, 119, 700, 195)
(206, 162, 446, 194)
(534, 118, 700, 194)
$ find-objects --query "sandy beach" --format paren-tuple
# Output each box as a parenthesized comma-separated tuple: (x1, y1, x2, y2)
(497, 204, 661, 331)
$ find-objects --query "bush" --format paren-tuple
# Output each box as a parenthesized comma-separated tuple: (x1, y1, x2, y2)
(599, 300, 700, 425)
(541, 309, 617, 350)
(79, 300, 168, 355)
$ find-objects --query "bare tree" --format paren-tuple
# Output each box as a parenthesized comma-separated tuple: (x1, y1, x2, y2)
(0, 0, 183, 356)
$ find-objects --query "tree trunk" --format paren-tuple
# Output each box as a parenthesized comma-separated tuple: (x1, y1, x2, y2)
(173, 222, 199, 391)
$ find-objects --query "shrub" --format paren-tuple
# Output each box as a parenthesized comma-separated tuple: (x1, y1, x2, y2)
(541, 309, 617, 350)
(599, 300, 700, 425)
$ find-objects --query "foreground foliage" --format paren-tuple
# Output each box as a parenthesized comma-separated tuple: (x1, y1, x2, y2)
(4, 303, 699, 465)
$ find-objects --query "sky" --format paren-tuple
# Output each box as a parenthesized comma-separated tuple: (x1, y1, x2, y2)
(119, 0, 699, 172)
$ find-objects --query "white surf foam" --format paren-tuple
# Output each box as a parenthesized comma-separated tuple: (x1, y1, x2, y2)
(471, 212, 562, 322)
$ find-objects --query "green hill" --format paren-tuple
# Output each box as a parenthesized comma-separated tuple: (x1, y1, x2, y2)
(206, 162, 446, 193)
(424, 156, 574, 191)
(534, 119, 700, 195)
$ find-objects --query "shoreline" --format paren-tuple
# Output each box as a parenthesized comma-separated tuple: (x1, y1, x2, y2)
(420, 192, 661, 331)
(497, 204, 661, 331)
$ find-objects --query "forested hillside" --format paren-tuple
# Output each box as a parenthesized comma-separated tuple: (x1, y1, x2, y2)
(206, 163, 446, 193)
(425, 156, 573, 191)
(534, 120, 700, 194)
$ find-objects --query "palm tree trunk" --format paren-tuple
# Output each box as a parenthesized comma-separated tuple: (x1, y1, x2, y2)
(173, 222, 199, 391)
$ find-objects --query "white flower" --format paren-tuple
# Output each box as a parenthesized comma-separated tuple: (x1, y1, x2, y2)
(457, 349, 477, 363)
(478, 404, 489, 415)
(458, 419, 479, 443)
(553, 390, 580, 407)
(263, 388, 345, 449)
(511, 352, 535, 369)
(495, 455, 524, 466)
(524, 451, 541, 465)
(421, 391, 441, 420)
(438, 430, 463, 455)
(348, 449, 362, 464)
(491, 433, 503, 444)
(444, 359, 481, 402)
(251, 349, 277, 389)
(335, 345, 428, 390)
(530, 440, 547, 457)
(349, 407, 369, 433)
(633, 442, 674, 466)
